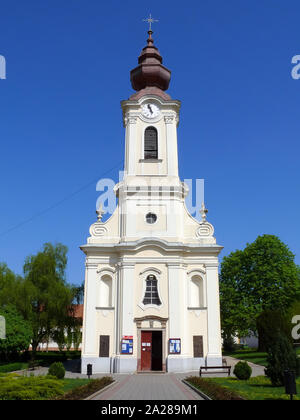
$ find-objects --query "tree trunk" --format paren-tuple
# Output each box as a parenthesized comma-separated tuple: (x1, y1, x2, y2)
(31, 341, 38, 361)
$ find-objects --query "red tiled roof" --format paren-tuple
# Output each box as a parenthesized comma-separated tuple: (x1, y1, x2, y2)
(72, 304, 83, 319)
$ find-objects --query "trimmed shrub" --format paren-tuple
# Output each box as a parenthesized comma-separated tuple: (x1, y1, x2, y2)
(256, 310, 291, 352)
(265, 333, 300, 387)
(0, 374, 63, 400)
(0, 363, 28, 373)
(233, 361, 252, 380)
(186, 376, 244, 400)
(48, 362, 65, 380)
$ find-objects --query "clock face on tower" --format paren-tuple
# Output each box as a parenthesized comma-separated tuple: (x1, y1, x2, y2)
(141, 103, 160, 119)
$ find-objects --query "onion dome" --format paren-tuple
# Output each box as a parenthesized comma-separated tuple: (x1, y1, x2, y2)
(130, 31, 172, 100)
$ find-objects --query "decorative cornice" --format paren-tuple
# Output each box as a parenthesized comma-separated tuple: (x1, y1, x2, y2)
(139, 267, 162, 275)
(82, 237, 223, 253)
(134, 315, 168, 322)
(205, 262, 219, 269)
(116, 261, 135, 268)
(187, 267, 206, 275)
(124, 115, 138, 126)
(95, 307, 115, 310)
(167, 262, 182, 268)
(164, 115, 175, 124)
(97, 266, 116, 275)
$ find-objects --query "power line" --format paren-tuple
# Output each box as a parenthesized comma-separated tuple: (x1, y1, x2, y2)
(0, 159, 124, 238)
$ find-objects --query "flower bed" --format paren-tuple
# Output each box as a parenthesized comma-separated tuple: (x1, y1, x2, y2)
(57, 377, 114, 400)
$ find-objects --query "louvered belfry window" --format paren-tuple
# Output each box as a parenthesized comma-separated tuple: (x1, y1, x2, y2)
(144, 127, 158, 159)
(143, 275, 162, 306)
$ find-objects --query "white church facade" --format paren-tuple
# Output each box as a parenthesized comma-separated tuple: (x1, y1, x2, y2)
(81, 29, 223, 373)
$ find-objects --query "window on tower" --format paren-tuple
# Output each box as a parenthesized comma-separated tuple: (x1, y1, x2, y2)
(143, 275, 162, 306)
(144, 127, 158, 159)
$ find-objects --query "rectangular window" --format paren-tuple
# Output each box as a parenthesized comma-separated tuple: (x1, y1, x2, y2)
(99, 335, 110, 357)
(193, 335, 204, 358)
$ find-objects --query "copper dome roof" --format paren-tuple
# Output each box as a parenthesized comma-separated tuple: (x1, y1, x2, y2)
(130, 31, 171, 100)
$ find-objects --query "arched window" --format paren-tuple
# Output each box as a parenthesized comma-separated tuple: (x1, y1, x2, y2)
(144, 127, 158, 159)
(99, 275, 112, 307)
(190, 276, 204, 308)
(143, 275, 161, 306)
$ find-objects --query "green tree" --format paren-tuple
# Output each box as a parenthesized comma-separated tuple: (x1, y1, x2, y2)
(72, 326, 82, 351)
(0, 264, 22, 307)
(256, 310, 292, 351)
(74, 282, 84, 305)
(17, 243, 75, 358)
(220, 235, 300, 350)
(0, 305, 32, 360)
(265, 332, 300, 386)
(51, 328, 66, 352)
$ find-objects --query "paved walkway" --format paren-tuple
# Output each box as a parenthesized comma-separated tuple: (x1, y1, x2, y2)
(92, 373, 203, 401)
(225, 356, 265, 377)
(18, 356, 265, 400)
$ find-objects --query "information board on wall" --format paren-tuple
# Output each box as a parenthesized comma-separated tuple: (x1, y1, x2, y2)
(121, 336, 133, 354)
(169, 338, 181, 354)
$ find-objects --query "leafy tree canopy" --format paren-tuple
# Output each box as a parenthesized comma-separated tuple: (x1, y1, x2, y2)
(220, 235, 300, 343)
(0, 305, 32, 359)
(17, 243, 76, 355)
(0, 264, 22, 307)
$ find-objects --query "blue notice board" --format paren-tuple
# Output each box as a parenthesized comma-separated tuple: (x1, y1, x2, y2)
(169, 338, 181, 354)
(121, 336, 133, 354)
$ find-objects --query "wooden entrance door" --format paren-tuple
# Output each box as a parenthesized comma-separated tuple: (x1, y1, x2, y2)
(141, 331, 152, 371)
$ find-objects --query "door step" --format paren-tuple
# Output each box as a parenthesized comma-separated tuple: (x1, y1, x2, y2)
(137, 370, 166, 374)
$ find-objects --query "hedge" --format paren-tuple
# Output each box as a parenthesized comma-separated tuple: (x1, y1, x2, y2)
(0, 374, 64, 400)
(57, 377, 113, 400)
(186, 376, 245, 400)
(0, 363, 29, 373)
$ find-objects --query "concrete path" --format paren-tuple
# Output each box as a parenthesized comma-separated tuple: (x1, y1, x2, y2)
(225, 356, 265, 377)
(92, 373, 203, 401)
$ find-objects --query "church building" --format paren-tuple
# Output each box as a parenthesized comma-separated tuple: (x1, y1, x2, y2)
(81, 28, 223, 373)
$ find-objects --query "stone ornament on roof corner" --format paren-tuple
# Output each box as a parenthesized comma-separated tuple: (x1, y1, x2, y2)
(196, 203, 215, 238)
(89, 203, 108, 238)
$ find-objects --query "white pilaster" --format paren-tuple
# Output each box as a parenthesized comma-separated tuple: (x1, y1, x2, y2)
(82, 262, 98, 356)
(165, 116, 179, 177)
(206, 263, 222, 365)
(120, 262, 135, 338)
(125, 116, 137, 176)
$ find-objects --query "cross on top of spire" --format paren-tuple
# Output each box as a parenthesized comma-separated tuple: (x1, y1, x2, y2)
(142, 13, 159, 31)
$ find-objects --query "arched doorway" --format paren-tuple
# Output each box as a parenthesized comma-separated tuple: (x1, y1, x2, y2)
(134, 316, 168, 372)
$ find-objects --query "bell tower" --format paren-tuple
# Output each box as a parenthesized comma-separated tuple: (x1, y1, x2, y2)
(118, 30, 186, 241)
(122, 30, 181, 180)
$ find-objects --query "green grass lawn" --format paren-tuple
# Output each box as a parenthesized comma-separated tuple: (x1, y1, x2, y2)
(225, 348, 300, 367)
(62, 378, 90, 393)
(0, 362, 29, 373)
(206, 376, 300, 400)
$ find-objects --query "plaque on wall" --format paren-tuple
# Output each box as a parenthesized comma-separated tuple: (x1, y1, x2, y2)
(121, 336, 133, 354)
(169, 338, 181, 354)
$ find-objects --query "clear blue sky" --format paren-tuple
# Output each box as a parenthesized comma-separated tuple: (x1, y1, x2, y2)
(0, 0, 299, 286)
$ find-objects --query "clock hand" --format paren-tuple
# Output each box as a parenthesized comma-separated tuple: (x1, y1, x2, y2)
(147, 104, 153, 114)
